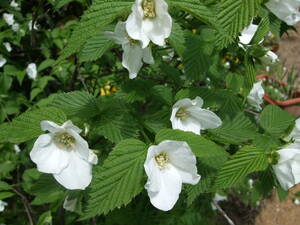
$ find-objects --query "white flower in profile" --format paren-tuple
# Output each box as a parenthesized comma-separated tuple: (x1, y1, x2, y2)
(266, 50, 278, 63)
(26, 63, 37, 80)
(63, 195, 78, 212)
(105, 21, 154, 79)
(14, 144, 21, 154)
(0, 200, 8, 212)
(3, 42, 12, 52)
(0, 55, 7, 68)
(144, 140, 200, 211)
(170, 97, 222, 135)
(284, 118, 300, 142)
(3, 13, 14, 26)
(273, 142, 300, 190)
(11, 23, 19, 32)
(239, 23, 258, 45)
(265, 0, 300, 26)
(125, 0, 172, 48)
(30, 120, 98, 190)
(247, 81, 265, 111)
(28, 20, 38, 31)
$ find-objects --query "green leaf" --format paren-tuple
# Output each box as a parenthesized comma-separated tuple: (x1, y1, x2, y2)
(259, 105, 295, 137)
(155, 129, 228, 160)
(0, 181, 11, 191)
(0, 191, 14, 200)
(57, 0, 132, 63)
(168, 22, 186, 56)
(209, 112, 257, 144)
(169, 0, 216, 25)
(50, 91, 99, 118)
(0, 107, 67, 143)
(151, 85, 173, 106)
(215, 0, 264, 49)
(251, 16, 270, 44)
(83, 139, 147, 218)
(214, 146, 268, 190)
(183, 35, 211, 81)
(79, 29, 115, 62)
(37, 211, 52, 225)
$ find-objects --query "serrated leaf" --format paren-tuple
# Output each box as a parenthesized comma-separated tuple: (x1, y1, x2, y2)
(209, 112, 257, 144)
(83, 139, 147, 218)
(151, 85, 173, 106)
(0, 107, 67, 143)
(215, 0, 263, 49)
(50, 91, 99, 118)
(183, 35, 211, 81)
(214, 146, 268, 190)
(251, 16, 270, 44)
(259, 105, 294, 137)
(79, 28, 115, 62)
(168, 22, 186, 56)
(57, 0, 132, 63)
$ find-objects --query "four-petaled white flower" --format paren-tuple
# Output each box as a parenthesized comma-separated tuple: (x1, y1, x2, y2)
(3, 13, 14, 26)
(144, 140, 200, 211)
(247, 81, 265, 111)
(106, 21, 154, 79)
(265, 0, 300, 26)
(0, 200, 8, 212)
(170, 97, 222, 135)
(0, 55, 7, 68)
(126, 0, 172, 48)
(273, 142, 300, 190)
(30, 120, 98, 190)
(285, 118, 300, 142)
(239, 23, 258, 45)
(3, 42, 12, 52)
(26, 63, 37, 80)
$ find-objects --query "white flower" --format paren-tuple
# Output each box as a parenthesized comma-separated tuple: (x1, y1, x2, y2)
(30, 120, 98, 190)
(11, 23, 19, 32)
(144, 140, 200, 211)
(0, 55, 7, 68)
(14, 144, 21, 154)
(0, 200, 8, 212)
(3, 42, 12, 52)
(273, 142, 300, 190)
(265, 0, 300, 26)
(239, 23, 258, 45)
(294, 198, 300, 205)
(10, 0, 20, 10)
(106, 22, 154, 79)
(266, 50, 278, 63)
(3, 13, 14, 26)
(28, 20, 38, 31)
(26, 63, 37, 80)
(285, 118, 300, 142)
(125, 0, 172, 48)
(170, 97, 222, 135)
(247, 81, 265, 111)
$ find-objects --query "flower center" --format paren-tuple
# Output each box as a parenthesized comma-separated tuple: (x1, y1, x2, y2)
(176, 107, 189, 119)
(155, 152, 169, 169)
(142, 0, 156, 19)
(54, 132, 75, 150)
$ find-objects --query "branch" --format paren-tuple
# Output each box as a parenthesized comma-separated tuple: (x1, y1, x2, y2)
(212, 200, 235, 225)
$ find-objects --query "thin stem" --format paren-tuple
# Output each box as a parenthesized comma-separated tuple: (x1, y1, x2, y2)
(212, 200, 235, 225)
(12, 188, 34, 225)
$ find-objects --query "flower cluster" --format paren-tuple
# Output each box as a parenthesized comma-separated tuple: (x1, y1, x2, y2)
(106, 0, 172, 78)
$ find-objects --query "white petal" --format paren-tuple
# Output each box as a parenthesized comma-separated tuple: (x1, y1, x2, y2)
(62, 120, 82, 133)
(239, 23, 258, 45)
(157, 140, 200, 184)
(142, 46, 154, 64)
(3, 42, 12, 52)
(187, 107, 222, 130)
(30, 134, 70, 174)
(145, 163, 182, 211)
(26, 63, 37, 80)
(68, 129, 90, 161)
(105, 21, 128, 45)
(3, 13, 14, 26)
(40, 120, 62, 133)
(122, 43, 143, 79)
(191, 96, 204, 108)
(172, 117, 201, 135)
(88, 150, 98, 165)
(0, 55, 7, 68)
(247, 81, 265, 111)
(54, 151, 92, 190)
(284, 118, 300, 142)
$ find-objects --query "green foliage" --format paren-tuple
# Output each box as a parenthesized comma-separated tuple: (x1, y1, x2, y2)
(84, 139, 147, 218)
(214, 146, 269, 189)
(0, 107, 67, 143)
(259, 105, 295, 137)
(215, 0, 264, 48)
